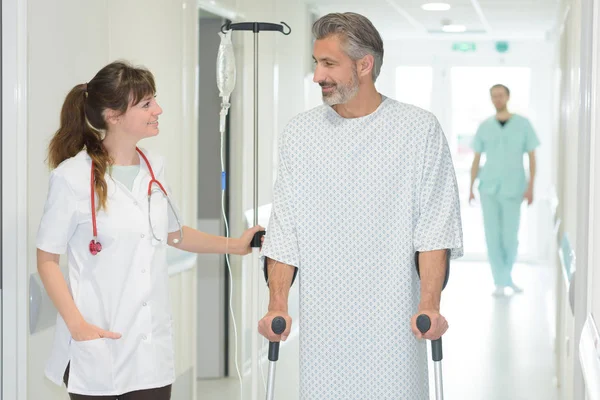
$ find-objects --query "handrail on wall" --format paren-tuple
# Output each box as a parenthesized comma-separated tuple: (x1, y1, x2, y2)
(559, 233, 576, 285)
(558, 231, 576, 315)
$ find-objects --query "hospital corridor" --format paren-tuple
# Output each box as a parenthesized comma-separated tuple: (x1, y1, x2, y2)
(3, 0, 600, 399)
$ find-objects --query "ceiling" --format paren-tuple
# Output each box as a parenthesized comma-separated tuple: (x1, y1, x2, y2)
(306, 0, 562, 40)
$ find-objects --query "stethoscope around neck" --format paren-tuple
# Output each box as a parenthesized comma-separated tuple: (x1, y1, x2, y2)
(89, 147, 184, 255)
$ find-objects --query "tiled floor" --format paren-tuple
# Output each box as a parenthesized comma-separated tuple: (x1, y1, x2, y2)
(197, 261, 559, 400)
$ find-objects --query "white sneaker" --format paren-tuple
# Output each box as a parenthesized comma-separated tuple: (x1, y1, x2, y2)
(509, 284, 524, 294)
(492, 287, 505, 297)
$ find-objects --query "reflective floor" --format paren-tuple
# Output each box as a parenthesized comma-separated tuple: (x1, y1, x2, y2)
(197, 261, 559, 400)
(440, 261, 558, 400)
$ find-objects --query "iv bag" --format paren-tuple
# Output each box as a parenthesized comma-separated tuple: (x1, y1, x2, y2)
(217, 30, 236, 102)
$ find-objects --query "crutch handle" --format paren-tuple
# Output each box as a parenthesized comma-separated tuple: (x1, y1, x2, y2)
(416, 314, 443, 362)
(268, 317, 286, 361)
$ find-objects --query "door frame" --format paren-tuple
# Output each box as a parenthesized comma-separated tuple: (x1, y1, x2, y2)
(588, 0, 600, 329)
(574, 0, 595, 398)
(2, 0, 29, 398)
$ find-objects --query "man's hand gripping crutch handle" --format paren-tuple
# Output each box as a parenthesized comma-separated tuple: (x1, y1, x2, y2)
(266, 317, 287, 400)
(416, 314, 443, 362)
(417, 314, 445, 400)
(268, 317, 286, 361)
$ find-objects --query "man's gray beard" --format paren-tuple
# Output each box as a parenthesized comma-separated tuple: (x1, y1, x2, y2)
(322, 71, 360, 106)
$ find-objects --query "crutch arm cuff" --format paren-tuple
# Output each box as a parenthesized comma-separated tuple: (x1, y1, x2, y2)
(263, 257, 298, 287)
(415, 248, 451, 290)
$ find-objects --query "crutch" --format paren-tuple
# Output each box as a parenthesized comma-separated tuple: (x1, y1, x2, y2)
(217, 20, 291, 400)
(417, 314, 444, 400)
(415, 249, 450, 400)
(265, 316, 286, 400)
(262, 253, 298, 399)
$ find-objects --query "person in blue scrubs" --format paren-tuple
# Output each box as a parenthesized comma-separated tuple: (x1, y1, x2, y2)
(469, 84, 540, 296)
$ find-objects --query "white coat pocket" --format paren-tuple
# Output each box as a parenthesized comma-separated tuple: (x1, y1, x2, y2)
(68, 338, 114, 393)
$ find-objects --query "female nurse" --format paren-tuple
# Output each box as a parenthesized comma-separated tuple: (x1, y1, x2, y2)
(36, 61, 262, 399)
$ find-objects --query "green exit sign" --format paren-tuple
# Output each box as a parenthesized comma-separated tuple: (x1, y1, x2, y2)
(496, 41, 510, 53)
(452, 42, 477, 52)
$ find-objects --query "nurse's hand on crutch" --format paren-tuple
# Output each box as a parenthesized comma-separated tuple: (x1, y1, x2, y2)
(417, 314, 445, 400)
(266, 317, 286, 400)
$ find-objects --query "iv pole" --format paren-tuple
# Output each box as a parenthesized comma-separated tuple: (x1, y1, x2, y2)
(220, 20, 291, 400)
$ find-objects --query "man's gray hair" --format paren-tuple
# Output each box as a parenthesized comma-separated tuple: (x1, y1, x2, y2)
(312, 12, 384, 82)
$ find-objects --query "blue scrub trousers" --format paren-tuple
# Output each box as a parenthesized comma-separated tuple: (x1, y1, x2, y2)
(480, 193, 522, 287)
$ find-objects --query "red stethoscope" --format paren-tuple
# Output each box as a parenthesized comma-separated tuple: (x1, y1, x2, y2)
(89, 147, 184, 255)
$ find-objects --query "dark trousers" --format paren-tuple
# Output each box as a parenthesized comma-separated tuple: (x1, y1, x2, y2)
(63, 363, 172, 400)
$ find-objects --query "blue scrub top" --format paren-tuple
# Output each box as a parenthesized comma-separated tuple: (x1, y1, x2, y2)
(471, 114, 540, 198)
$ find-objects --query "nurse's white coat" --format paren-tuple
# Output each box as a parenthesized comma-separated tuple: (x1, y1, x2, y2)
(36, 148, 180, 396)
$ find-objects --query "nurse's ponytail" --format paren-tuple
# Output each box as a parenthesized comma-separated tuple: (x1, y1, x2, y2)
(48, 61, 156, 210)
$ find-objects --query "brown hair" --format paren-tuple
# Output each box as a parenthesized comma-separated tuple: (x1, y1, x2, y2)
(48, 61, 156, 209)
(490, 84, 510, 96)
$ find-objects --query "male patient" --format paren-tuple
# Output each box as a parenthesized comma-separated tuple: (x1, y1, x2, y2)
(260, 12, 463, 399)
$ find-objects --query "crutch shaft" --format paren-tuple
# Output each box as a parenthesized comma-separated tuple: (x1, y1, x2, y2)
(434, 361, 444, 400)
(266, 362, 277, 400)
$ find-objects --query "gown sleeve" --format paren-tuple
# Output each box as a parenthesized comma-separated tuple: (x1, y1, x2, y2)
(261, 127, 300, 268)
(413, 117, 464, 260)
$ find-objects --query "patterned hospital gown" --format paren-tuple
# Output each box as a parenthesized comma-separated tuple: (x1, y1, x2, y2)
(261, 96, 463, 400)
